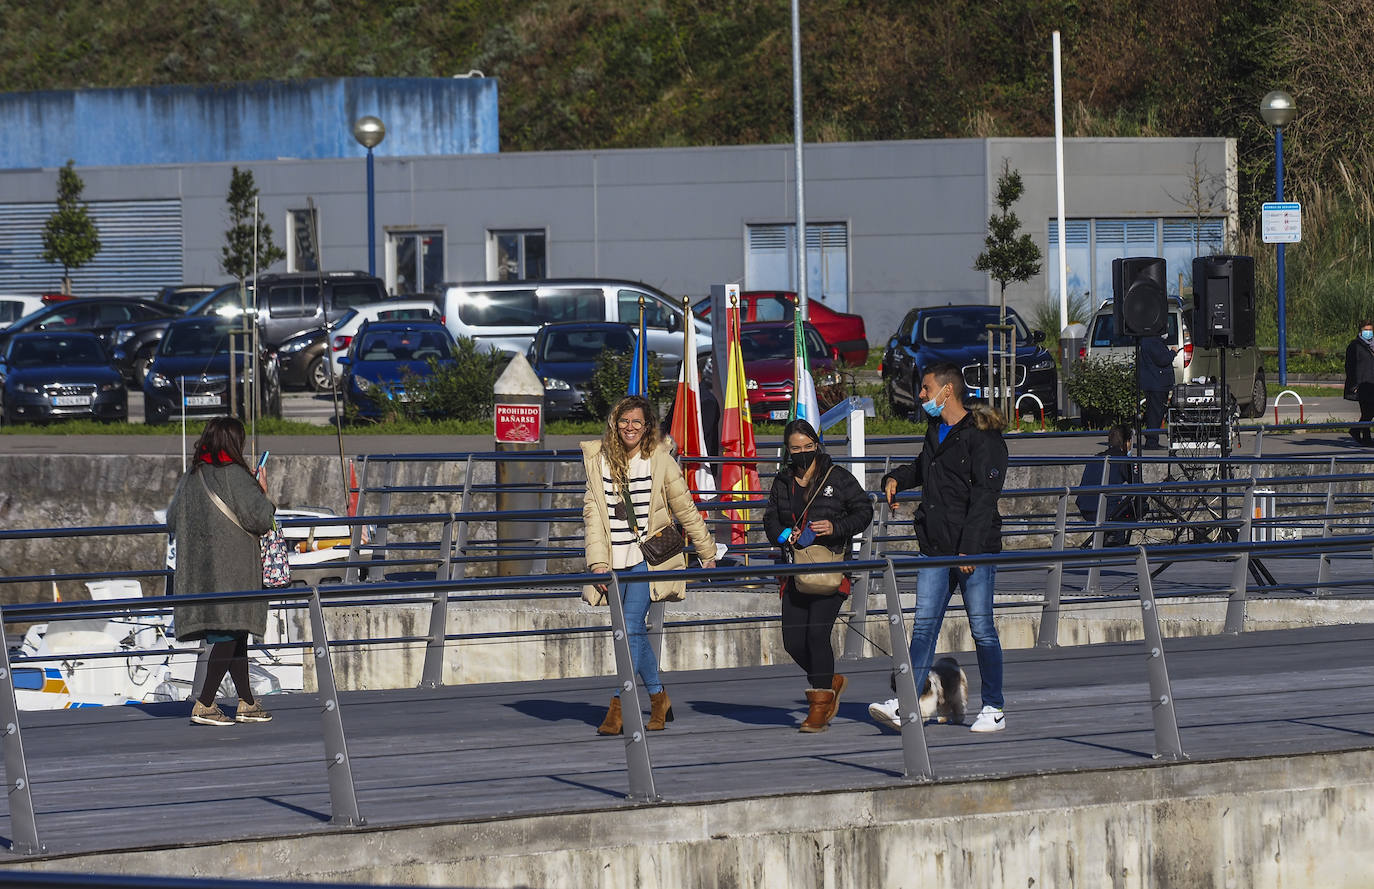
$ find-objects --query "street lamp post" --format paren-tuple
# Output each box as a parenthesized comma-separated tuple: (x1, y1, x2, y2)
(351, 116, 386, 277)
(1260, 90, 1296, 386)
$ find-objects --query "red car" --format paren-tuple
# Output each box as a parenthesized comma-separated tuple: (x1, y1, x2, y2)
(694, 291, 869, 366)
(736, 321, 841, 423)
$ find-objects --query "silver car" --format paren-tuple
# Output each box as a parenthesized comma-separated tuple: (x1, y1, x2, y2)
(1083, 298, 1266, 417)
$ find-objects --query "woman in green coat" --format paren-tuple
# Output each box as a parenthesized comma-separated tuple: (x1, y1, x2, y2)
(167, 417, 276, 726)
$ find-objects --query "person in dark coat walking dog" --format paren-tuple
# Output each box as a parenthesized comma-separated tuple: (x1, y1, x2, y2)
(867, 363, 1010, 733)
(1345, 319, 1374, 445)
(1138, 332, 1177, 448)
(167, 417, 276, 726)
(763, 418, 873, 733)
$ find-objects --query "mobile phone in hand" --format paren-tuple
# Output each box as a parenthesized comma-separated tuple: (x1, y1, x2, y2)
(256, 450, 270, 470)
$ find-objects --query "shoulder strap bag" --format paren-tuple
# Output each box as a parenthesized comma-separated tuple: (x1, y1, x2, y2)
(788, 467, 845, 595)
(198, 470, 292, 589)
(616, 479, 685, 566)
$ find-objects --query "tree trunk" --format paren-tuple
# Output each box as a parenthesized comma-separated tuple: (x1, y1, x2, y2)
(61, 275, 72, 295)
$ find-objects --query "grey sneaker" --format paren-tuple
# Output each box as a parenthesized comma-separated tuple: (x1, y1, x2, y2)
(191, 701, 234, 726)
(235, 699, 273, 723)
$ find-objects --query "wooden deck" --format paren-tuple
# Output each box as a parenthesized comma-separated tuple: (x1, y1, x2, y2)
(3, 614, 1372, 859)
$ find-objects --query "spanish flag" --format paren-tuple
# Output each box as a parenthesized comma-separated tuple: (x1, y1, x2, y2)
(718, 293, 760, 546)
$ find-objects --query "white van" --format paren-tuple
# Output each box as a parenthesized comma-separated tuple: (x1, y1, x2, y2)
(440, 279, 711, 366)
(0, 294, 49, 329)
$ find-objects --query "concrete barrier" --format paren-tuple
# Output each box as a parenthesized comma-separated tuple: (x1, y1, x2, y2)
(9, 747, 1371, 888)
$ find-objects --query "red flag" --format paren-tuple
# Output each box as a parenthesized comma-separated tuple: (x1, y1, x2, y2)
(347, 459, 360, 516)
(669, 305, 717, 509)
(718, 292, 761, 547)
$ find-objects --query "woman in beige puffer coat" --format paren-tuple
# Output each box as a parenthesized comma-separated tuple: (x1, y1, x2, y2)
(582, 395, 716, 736)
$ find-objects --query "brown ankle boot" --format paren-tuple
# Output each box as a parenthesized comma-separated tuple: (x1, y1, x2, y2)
(825, 674, 847, 723)
(647, 689, 674, 730)
(800, 688, 835, 732)
(597, 696, 623, 735)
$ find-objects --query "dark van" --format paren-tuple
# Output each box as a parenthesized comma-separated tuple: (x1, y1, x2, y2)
(256, 271, 386, 347)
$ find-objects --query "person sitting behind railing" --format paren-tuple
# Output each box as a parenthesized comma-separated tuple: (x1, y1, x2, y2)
(1076, 425, 1142, 547)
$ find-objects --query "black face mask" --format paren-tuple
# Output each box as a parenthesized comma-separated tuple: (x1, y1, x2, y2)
(791, 449, 818, 473)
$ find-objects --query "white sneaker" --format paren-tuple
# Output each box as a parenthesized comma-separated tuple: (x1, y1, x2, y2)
(969, 705, 1006, 733)
(868, 698, 901, 732)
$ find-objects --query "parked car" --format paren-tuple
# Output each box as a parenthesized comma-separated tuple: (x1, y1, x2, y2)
(256, 271, 386, 348)
(881, 304, 1059, 418)
(693, 290, 869, 366)
(528, 321, 639, 420)
(706, 321, 840, 424)
(1, 294, 51, 329)
(0, 332, 127, 425)
(275, 328, 331, 392)
(142, 316, 282, 425)
(339, 320, 458, 420)
(110, 284, 254, 385)
(326, 298, 443, 382)
(440, 278, 711, 368)
(153, 285, 216, 311)
(1083, 298, 1266, 417)
(0, 298, 181, 356)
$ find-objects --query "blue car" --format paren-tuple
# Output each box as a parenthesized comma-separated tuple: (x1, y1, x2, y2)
(339, 320, 457, 420)
(881, 304, 1058, 418)
(528, 321, 638, 420)
(0, 332, 127, 425)
(142, 317, 283, 425)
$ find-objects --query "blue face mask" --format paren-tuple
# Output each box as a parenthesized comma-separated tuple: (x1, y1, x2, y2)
(921, 386, 947, 419)
(1362, 329, 1373, 342)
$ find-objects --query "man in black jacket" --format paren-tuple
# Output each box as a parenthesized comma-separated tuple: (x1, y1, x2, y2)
(1138, 332, 1177, 448)
(867, 363, 1009, 733)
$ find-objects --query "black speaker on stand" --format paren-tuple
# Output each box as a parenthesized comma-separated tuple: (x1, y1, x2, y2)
(1113, 257, 1167, 465)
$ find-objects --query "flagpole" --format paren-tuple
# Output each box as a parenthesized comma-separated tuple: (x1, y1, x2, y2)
(731, 291, 750, 564)
(637, 294, 647, 394)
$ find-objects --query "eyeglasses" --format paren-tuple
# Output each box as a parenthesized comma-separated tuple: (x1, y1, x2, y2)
(617, 418, 646, 429)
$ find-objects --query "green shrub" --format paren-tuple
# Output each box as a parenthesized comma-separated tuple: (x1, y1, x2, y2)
(345, 337, 504, 424)
(1064, 356, 1137, 426)
(586, 350, 664, 419)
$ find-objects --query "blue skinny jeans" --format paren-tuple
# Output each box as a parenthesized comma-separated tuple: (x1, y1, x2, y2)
(612, 560, 662, 696)
(907, 561, 1004, 710)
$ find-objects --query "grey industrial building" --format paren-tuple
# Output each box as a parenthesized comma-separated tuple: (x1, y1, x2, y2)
(0, 78, 1234, 343)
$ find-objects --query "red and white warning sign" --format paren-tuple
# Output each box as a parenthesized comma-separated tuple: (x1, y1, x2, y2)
(495, 403, 542, 443)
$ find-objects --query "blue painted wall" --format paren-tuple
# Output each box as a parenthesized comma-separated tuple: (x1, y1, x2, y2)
(0, 77, 498, 169)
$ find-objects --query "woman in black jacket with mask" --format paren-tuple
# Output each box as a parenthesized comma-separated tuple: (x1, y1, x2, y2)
(763, 418, 874, 733)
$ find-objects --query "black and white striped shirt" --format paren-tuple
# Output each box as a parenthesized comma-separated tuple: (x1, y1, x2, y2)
(602, 453, 651, 569)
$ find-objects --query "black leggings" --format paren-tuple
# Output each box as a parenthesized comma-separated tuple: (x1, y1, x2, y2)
(779, 583, 846, 689)
(198, 633, 255, 706)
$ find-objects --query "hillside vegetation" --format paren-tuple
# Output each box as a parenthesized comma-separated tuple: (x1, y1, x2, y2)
(4, 0, 1374, 349)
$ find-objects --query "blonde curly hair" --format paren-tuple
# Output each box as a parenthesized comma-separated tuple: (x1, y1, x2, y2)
(601, 395, 661, 485)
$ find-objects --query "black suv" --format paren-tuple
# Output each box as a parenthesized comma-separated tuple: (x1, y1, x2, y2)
(881, 304, 1059, 418)
(256, 271, 386, 348)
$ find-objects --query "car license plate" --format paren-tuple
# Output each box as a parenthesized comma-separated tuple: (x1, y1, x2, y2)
(394, 391, 410, 402)
(52, 395, 92, 407)
(186, 395, 220, 407)
(769, 409, 789, 420)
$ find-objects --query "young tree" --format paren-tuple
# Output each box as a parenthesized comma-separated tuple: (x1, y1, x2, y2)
(974, 159, 1042, 421)
(220, 167, 285, 283)
(41, 160, 102, 295)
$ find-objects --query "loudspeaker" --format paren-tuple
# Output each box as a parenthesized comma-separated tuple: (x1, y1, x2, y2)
(1112, 257, 1168, 337)
(1192, 255, 1255, 348)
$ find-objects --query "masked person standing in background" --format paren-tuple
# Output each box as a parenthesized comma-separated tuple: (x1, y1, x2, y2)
(1344, 319, 1374, 446)
(867, 363, 1010, 733)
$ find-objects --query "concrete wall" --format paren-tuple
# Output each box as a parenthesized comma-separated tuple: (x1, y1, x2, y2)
(0, 78, 499, 168)
(9, 747, 1371, 888)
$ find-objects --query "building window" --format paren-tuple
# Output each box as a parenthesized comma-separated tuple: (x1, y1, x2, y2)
(386, 230, 445, 295)
(287, 208, 319, 273)
(1049, 217, 1226, 302)
(488, 229, 546, 281)
(744, 222, 850, 311)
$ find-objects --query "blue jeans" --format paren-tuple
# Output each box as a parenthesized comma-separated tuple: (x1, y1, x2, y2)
(613, 560, 662, 696)
(908, 561, 1003, 710)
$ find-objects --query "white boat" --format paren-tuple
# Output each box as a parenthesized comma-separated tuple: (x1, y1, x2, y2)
(12, 579, 304, 711)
